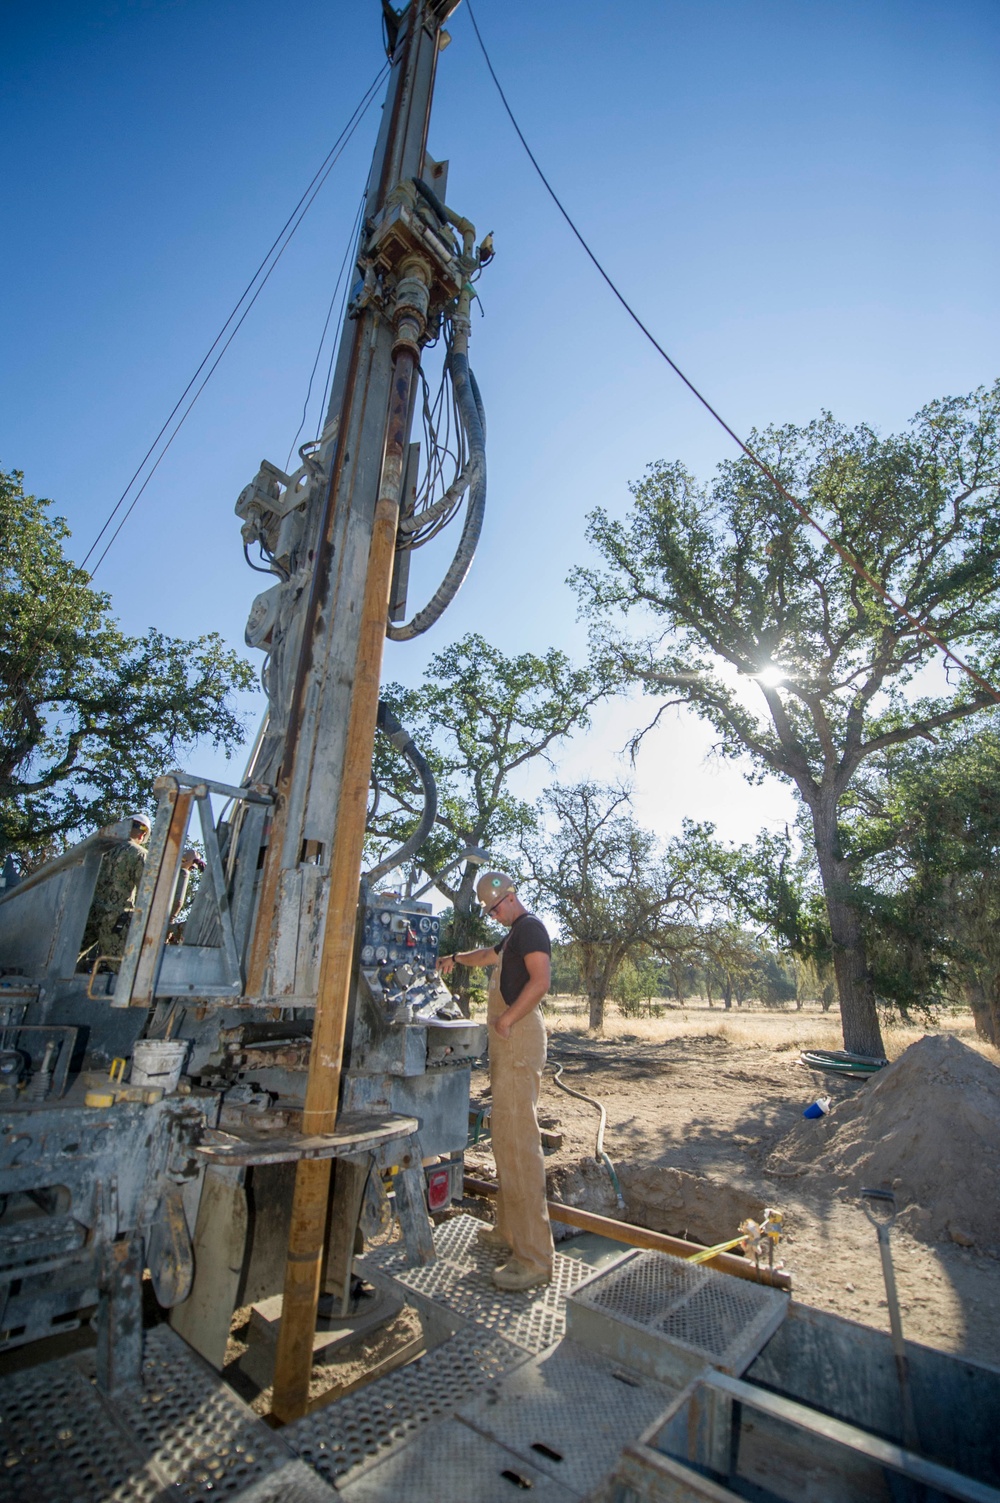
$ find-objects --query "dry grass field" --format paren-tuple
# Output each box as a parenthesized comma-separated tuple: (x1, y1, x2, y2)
(532, 992, 993, 1060)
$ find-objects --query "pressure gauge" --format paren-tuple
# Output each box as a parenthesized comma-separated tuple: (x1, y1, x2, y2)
(361, 944, 374, 963)
(419, 917, 431, 933)
(375, 946, 388, 962)
(380, 911, 391, 926)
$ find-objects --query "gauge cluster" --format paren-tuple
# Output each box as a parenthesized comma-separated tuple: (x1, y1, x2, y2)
(360, 900, 441, 975)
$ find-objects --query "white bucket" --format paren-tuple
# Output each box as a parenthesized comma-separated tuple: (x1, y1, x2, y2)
(131, 1039, 188, 1094)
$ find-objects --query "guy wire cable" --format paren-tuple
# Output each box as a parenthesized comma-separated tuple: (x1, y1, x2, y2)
(86, 71, 388, 578)
(285, 191, 367, 472)
(464, 1, 1000, 710)
(2, 62, 389, 742)
(83, 59, 388, 580)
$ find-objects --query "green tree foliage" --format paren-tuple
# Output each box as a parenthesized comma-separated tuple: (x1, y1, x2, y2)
(1, 469, 256, 857)
(612, 951, 665, 1018)
(369, 634, 603, 1008)
(549, 941, 582, 997)
(574, 384, 1000, 1057)
(523, 781, 717, 1031)
(698, 923, 762, 1010)
(842, 720, 1000, 1043)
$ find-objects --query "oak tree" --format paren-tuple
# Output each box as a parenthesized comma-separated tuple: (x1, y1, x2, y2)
(575, 385, 1000, 1056)
(369, 634, 603, 1007)
(1, 468, 256, 859)
(523, 781, 716, 1031)
(843, 719, 1000, 1044)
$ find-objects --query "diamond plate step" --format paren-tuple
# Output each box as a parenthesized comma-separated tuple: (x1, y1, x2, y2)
(338, 1417, 580, 1503)
(0, 1351, 167, 1503)
(457, 1337, 678, 1499)
(285, 1323, 526, 1489)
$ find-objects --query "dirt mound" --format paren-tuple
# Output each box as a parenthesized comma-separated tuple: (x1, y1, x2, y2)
(768, 1034, 1000, 1249)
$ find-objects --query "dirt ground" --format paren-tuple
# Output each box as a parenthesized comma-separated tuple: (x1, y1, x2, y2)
(466, 997, 1000, 1367)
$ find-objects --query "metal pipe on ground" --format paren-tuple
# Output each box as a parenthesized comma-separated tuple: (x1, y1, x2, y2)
(463, 1174, 792, 1292)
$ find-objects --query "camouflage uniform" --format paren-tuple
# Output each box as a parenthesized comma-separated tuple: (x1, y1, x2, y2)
(80, 839, 147, 964)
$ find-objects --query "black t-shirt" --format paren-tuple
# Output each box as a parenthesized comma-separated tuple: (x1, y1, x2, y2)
(494, 913, 551, 1006)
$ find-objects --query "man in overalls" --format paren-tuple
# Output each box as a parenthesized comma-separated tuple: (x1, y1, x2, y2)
(438, 871, 554, 1291)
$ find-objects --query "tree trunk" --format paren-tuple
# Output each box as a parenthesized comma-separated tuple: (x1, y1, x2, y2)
(449, 862, 481, 1018)
(723, 975, 732, 1011)
(811, 796, 886, 1058)
(969, 981, 1000, 1047)
(580, 944, 612, 1032)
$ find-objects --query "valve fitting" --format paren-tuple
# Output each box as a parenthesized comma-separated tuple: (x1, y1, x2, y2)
(391, 256, 432, 356)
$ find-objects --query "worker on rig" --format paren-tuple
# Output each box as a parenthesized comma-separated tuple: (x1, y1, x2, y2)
(78, 812, 151, 967)
(438, 871, 554, 1291)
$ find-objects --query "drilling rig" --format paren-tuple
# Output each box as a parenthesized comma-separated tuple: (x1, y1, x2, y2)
(7, 8, 1000, 1501)
(0, 0, 487, 1426)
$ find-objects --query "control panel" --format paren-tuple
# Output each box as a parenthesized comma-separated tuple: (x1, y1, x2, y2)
(360, 897, 441, 983)
(355, 895, 486, 1067)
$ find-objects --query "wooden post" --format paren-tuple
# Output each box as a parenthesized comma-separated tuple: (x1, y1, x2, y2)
(270, 351, 419, 1423)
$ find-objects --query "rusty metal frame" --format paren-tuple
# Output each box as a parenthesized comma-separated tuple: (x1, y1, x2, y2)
(112, 773, 273, 1009)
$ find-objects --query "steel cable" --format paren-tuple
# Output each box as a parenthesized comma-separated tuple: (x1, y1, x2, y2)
(285, 192, 367, 471)
(465, 1, 1000, 708)
(84, 61, 389, 580)
(2, 62, 389, 746)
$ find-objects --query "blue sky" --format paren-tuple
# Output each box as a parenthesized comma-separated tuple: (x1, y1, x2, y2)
(4, 0, 998, 850)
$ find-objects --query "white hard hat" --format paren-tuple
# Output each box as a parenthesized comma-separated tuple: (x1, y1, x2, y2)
(128, 813, 152, 832)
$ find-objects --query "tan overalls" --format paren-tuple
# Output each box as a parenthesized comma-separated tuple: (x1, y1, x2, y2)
(487, 945, 555, 1275)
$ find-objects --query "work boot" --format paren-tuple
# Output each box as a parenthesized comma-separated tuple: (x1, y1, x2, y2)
(476, 1223, 510, 1252)
(492, 1257, 551, 1292)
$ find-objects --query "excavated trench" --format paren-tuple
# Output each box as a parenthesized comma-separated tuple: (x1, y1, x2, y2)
(545, 1155, 768, 1250)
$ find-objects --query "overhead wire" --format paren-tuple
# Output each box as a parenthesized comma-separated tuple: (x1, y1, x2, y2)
(285, 191, 367, 471)
(464, 1, 1000, 709)
(86, 74, 387, 578)
(2, 60, 389, 743)
(82, 60, 388, 580)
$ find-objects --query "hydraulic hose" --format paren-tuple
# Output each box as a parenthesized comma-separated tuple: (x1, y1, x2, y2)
(363, 701, 437, 883)
(397, 361, 486, 538)
(550, 1061, 625, 1210)
(386, 348, 486, 640)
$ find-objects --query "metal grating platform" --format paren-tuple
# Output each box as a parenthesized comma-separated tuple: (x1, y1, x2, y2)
(356, 1213, 594, 1355)
(219, 1459, 340, 1503)
(566, 1248, 787, 1387)
(0, 1324, 338, 1503)
(0, 1350, 165, 1503)
(285, 1323, 526, 1488)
